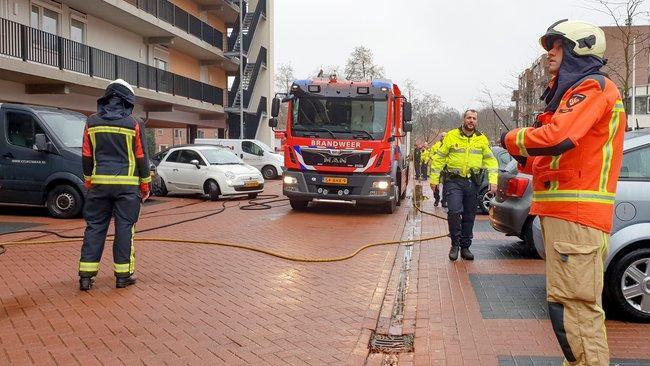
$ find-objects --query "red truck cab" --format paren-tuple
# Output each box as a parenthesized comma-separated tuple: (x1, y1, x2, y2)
(270, 75, 412, 213)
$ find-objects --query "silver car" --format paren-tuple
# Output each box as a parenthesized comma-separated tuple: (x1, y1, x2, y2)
(533, 129, 650, 322)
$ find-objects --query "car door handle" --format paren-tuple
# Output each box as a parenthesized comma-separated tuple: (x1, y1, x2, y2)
(173, 168, 179, 172)
(3, 153, 13, 159)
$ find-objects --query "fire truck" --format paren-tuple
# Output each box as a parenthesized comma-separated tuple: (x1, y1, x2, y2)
(269, 75, 412, 213)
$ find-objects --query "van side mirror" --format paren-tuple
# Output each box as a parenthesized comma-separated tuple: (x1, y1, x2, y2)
(403, 122, 413, 133)
(402, 102, 413, 122)
(35, 133, 48, 151)
(269, 117, 278, 128)
(271, 98, 281, 117)
(190, 159, 201, 169)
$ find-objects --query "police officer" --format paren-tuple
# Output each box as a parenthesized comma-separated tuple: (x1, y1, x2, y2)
(430, 110, 497, 261)
(420, 142, 430, 182)
(79, 79, 151, 291)
(413, 144, 423, 180)
(502, 20, 625, 366)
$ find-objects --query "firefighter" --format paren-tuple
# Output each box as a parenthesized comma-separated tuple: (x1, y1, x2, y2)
(79, 79, 151, 291)
(430, 111, 498, 261)
(501, 20, 625, 366)
(425, 133, 447, 206)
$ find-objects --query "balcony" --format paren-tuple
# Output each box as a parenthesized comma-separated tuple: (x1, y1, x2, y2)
(195, 0, 241, 25)
(58, 0, 238, 69)
(0, 18, 225, 111)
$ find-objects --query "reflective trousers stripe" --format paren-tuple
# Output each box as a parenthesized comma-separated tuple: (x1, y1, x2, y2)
(79, 262, 99, 272)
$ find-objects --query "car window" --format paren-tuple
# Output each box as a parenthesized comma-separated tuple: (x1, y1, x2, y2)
(6, 111, 45, 149)
(165, 150, 181, 163)
(178, 150, 206, 165)
(242, 141, 264, 156)
(620, 145, 650, 180)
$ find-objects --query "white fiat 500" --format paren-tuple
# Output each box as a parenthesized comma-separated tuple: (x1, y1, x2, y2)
(153, 145, 264, 200)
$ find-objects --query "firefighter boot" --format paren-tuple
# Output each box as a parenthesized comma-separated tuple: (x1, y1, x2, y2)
(461, 248, 475, 261)
(116, 276, 137, 288)
(79, 277, 94, 291)
(449, 246, 460, 261)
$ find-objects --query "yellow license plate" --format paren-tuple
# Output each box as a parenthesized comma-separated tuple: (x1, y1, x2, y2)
(244, 181, 260, 187)
(323, 177, 348, 185)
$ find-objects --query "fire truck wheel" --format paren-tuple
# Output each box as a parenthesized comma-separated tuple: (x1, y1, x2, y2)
(383, 186, 398, 214)
(289, 199, 309, 210)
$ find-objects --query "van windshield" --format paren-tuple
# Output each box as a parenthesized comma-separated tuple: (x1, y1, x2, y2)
(38, 112, 86, 148)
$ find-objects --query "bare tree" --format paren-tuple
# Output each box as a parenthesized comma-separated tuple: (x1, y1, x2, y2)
(584, 0, 650, 128)
(412, 93, 444, 145)
(344, 46, 385, 81)
(274, 63, 295, 129)
(477, 87, 516, 143)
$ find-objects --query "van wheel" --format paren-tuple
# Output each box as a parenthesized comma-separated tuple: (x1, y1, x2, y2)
(605, 248, 650, 322)
(262, 165, 278, 180)
(207, 180, 220, 201)
(47, 185, 83, 219)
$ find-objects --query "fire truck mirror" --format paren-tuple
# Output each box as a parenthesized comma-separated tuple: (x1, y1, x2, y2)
(271, 98, 281, 117)
(402, 102, 413, 122)
(269, 117, 278, 128)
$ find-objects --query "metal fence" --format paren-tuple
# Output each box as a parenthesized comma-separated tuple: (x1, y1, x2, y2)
(0, 18, 224, 106)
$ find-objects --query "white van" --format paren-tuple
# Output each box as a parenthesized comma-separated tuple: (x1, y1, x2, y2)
(193, 138, 284, 179)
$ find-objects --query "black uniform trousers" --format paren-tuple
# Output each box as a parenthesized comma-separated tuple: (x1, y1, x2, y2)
(420, 162, 428, 180)
(444, 178, 479, 248)
(414, 159, 422, 179)
(79, 185, 141, 278)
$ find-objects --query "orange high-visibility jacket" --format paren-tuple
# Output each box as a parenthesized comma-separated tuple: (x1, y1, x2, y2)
(503, 75, 626, 233)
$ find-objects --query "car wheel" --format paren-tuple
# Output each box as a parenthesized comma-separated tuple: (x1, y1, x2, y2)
(478, 188, 493, 214)
(522, 218, 541, 259)
(289, 199, 309, 210)
(383, 186, 398, 214)
(261, 165, 278, 180)
(153, 177, 168, 197)
(207, 180, 220, 201)
(248, 193, 258, 199)
(46, 185, 83, 219)
(605, 248, 650, 322)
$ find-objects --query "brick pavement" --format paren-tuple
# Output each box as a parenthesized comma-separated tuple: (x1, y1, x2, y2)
(0, 180, 648, 365)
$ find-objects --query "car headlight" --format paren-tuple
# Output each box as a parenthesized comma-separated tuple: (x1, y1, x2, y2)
(224, 171, 235, 180)
(284, 176, 298, 185)
(372, 180, 390, 190)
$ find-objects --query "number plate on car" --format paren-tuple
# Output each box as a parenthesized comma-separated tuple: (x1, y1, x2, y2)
(244, 181, 260, 187)
(323, 177, 348, 185)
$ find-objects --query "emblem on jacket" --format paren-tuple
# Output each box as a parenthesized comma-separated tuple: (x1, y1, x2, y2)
(566, 94, 586, 108)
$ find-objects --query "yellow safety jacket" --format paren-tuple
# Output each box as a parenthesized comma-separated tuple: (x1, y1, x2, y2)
(429, 127, 498, 185)
(423, 141, 442, 164)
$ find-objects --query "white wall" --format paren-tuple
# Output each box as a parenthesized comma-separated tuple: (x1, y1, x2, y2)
(86, 14, 147, 62)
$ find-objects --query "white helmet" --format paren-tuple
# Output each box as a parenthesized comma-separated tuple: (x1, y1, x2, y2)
(108, 78, 135, 95)
(540, 19, 606, 59)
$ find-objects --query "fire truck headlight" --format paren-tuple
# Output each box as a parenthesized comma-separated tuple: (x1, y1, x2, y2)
(373, 180, 390, 190)
(283, 176, 298, 185)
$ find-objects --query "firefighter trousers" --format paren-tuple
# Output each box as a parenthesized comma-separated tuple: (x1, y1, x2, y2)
(79, 185, 141, 278)
(541, 216, 609, 366)
(444, 178, 478, 248)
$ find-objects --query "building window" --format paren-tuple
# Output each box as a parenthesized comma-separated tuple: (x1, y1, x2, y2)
(217, 128, 225, 138)
(647, 97, 650, 114)
(154, 58, 168, 71)
(159, 144, 169, 152)
(31, 4, 60, 35)
(157, 129, 164, 135)
(70, 18, 85, 43)
(197, 130, 205, 138)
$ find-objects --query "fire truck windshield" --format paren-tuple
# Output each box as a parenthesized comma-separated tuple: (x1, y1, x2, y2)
(292, 97, 387, 140)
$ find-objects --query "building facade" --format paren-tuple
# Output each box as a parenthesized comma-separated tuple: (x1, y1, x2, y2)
(512, 25, 649, 128)
(0, 0, 274, 153)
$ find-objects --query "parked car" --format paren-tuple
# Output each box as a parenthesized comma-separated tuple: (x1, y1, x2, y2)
(519, 129, 650, 322)
(0, 103, 87, 218)
(194, 138, 284, 180)
(488, 159, 537, 250)
(476, 146, 513, 214)
(153, 145, 265, 200)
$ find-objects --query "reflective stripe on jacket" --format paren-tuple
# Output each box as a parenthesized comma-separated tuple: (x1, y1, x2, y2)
(503, 75, 625, 233)
(422, 141, 442, 164)
(429, 128, 498, 185)
(82, 114, 151, 187)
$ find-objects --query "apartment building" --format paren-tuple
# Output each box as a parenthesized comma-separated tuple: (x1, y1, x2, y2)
(512, 25, 649, 128)
(0, 0, 274, 152)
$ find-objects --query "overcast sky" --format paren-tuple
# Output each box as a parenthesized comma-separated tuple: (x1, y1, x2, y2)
(273, 0, 643, 111)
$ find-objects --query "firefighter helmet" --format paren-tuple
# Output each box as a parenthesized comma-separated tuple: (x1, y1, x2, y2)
(108, 78, 135, 95)
(540, 19, 606, 59)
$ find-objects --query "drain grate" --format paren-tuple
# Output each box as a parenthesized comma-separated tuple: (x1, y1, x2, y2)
(369, 332, 414, 353)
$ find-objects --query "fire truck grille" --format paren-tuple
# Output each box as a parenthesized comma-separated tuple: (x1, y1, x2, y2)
(301, 150, 371, 168)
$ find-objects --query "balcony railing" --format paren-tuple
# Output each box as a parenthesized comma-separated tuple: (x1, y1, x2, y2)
(0, 18, 224, 106)
(135, 0, 225, 50)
